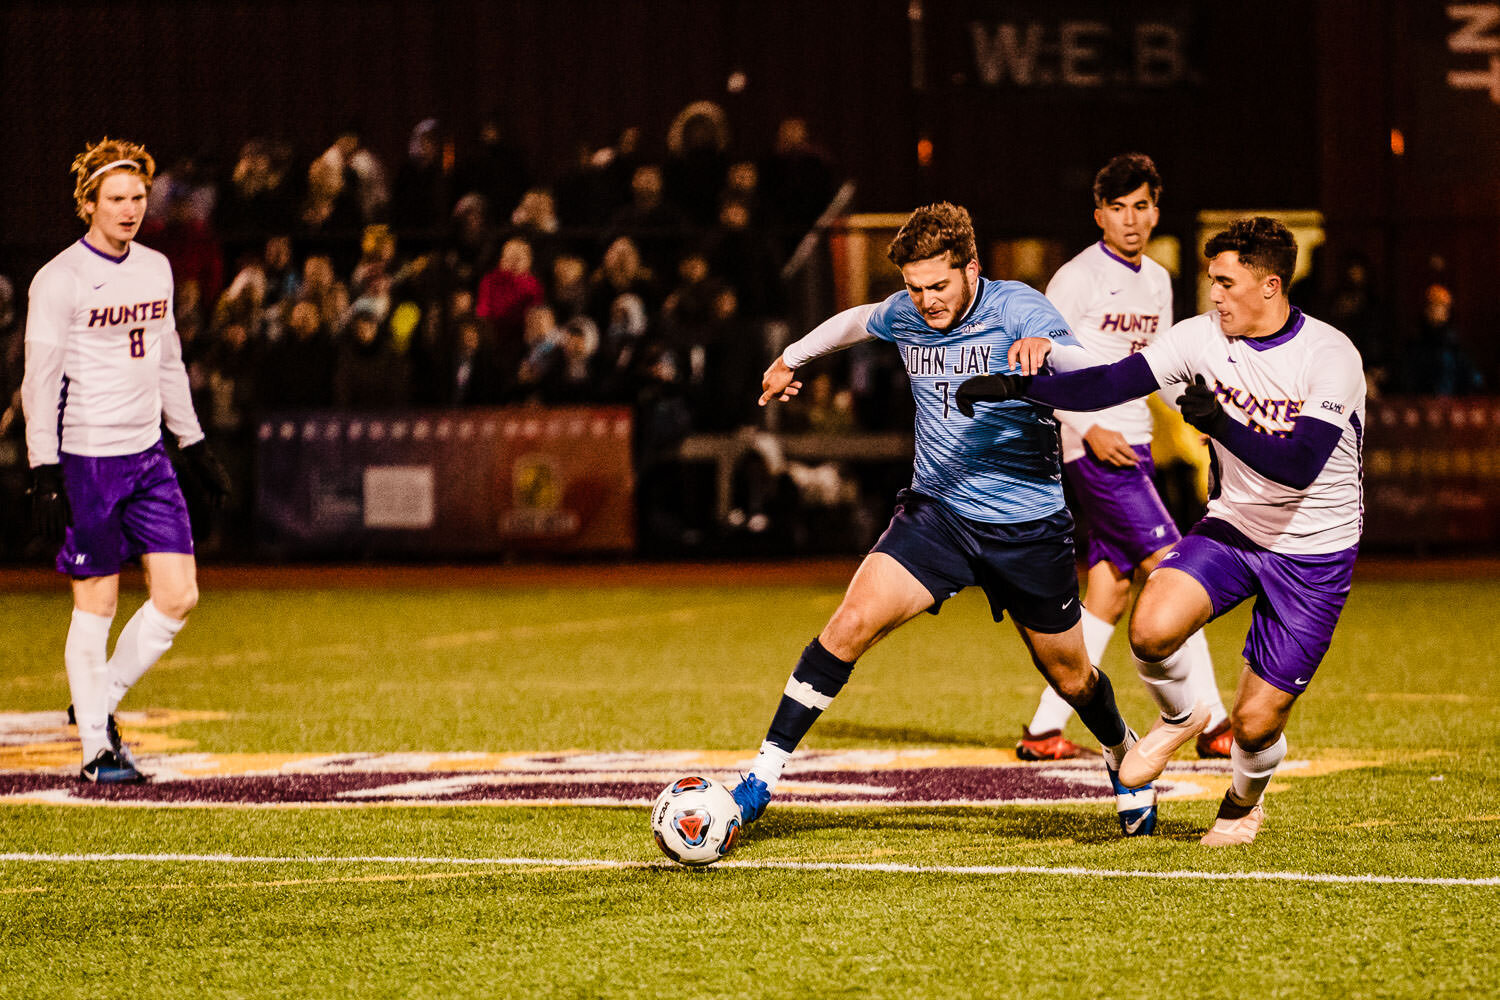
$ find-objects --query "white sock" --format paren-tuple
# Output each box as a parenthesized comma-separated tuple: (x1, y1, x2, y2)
(1027, 609, 1115, 734)
(749, 741, 792, 792)
(106, 600, 186, 714)
(1230, 734, 1288, 806)
(65, 608, 115, 762)
(1182, 629, 1227, 728)
(1100, 728, 1137, 771)
(1133, 643, 1196, 719)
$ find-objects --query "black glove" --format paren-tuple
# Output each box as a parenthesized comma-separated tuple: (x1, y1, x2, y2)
(1176, 374, 1228, 437)
(28, 464, 70, 545)
(955, 373, 1032, 418)
(179, 440, 232, 509)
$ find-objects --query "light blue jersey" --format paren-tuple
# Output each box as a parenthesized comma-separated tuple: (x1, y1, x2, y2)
(865, 277, 1082, 523)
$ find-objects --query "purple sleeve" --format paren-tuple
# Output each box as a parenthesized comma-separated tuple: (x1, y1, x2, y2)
(1024, 352, 1160, 410)
(1213, 414, 1343, 490)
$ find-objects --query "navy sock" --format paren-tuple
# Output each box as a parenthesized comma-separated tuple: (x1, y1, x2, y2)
(765, 638, 855, 752)
(1068, 667, 1128, 749)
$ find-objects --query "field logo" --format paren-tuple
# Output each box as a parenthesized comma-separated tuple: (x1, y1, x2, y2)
(0, 711, 1366, 810)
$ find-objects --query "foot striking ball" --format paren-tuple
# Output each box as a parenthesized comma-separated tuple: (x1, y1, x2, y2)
(650, 775, 743, 867)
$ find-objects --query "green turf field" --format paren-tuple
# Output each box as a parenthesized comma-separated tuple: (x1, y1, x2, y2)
(2, 568, 1497, 999)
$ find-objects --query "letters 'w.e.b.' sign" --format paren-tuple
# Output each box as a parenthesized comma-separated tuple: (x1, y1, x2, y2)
(256, 406, 635, 556)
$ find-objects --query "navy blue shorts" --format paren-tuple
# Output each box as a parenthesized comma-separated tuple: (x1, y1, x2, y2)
(871, 489, 1082, 633)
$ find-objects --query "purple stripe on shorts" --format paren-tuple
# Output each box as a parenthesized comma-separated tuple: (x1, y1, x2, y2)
(1157, 518, 1356, 695)
(1064, 445, 1179, 574)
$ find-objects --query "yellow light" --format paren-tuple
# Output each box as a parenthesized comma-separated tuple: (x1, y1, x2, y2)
(917, 138, 934, 167)
(1390, 128, 1405, 156)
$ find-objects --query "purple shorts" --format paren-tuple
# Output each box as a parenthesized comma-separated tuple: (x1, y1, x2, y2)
(58, 440, 194, 578)
(1157, 518, 1357, 696)
(1064, 445, 1179, 574)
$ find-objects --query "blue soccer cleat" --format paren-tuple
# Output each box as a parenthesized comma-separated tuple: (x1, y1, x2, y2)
(1107, 763, 1157, 837)
(730, 773, 772, 825)
(79, 748, 148, 785)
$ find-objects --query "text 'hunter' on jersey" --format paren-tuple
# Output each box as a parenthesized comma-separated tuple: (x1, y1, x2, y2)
(865, 276, 1082, 524)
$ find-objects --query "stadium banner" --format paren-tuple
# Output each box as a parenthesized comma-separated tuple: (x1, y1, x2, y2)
(255, 406, 635, 555)
(1363, 397, 1500, 548)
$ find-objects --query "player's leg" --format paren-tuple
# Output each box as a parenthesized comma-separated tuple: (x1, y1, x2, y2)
(56, 451, 145, 782)
(734, 551, 934, 822)
(1200, 668, 1294, 846)
(1117, 565, 1215, 785)
(1201, 542, 1357, 845)
(1020, 559, 1129, 760)
(1134, 543, 1230, 758)
(106, 552, 197, 715)
(68, 574, 121, 770)
(105, 445, 199, 720)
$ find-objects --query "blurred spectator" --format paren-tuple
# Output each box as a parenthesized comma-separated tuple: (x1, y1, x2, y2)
(146, 194, 224, 306)
(549, 254, 590, 320)
(334, 304, 410, 408)
(705, 197, 784, 318)
(262, 300, 336, 407)
(1325, 251, 1390, 395)
(216, 138, 299, 254)
(444, 193, 498, 292)
(151, 153, 218, 226)
(303, 125, 385, 240)
(558, 127, 643, 228)
(759, 117, 836, 253)
(665, 101, 731, 228)
(662, 252, 726, 344)
(297, 254, 351, 334)
(199, 320, 261, 435)
(351, 224, 398, 298)
(588, 237, 658, 330)
(608, 165, 688, 279)
(390, 118, 450, 244)
(454, 115, 531, 228)
(510, 187, 566, 271)
(513, 304, 563, 400)
(598, 292, 651, 402)
(445, 314, 505, 406)
(544, 316, 603, 404)
(261, 234, 299, 314)
(1402, 284, 1485, 396)
(476, 238, 546, 379)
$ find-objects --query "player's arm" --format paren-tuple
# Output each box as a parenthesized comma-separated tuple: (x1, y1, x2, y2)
(760, 303, 877, 406)
(1176, 375, 1345, 491)
(20, 269, 72, 468)
(956, 351, 1159, 418)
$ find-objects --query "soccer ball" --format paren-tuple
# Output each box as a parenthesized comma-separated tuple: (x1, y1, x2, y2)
(650, 775, 743, 867)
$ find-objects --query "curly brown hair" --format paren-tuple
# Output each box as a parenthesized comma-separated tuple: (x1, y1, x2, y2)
(886, 202, 978, 268)
(71, 137, 156, 223)
(1205, 216, 1298, 291)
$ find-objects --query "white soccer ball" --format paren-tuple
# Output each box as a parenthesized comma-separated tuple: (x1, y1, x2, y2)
(650, 775, 744, 867)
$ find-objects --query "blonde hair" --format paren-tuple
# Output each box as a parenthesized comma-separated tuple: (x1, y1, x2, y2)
(71, 137, 156, 222)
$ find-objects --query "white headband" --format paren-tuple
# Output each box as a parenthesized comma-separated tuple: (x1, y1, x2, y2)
(86, 158, 142, 183)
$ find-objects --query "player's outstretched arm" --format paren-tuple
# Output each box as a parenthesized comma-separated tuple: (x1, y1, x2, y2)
(958, 352, 1159, 418)
(759, 356, 803, 406)
(1177, 375, 1342, 490)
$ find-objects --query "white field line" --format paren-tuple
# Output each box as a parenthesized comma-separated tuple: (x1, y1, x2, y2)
(1, 852, 1496, 888)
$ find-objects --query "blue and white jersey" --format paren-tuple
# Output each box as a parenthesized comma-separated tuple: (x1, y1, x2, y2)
(864, 277, 1083, 523)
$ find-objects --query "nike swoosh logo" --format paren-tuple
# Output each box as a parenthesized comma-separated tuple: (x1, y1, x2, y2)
(1227, 356, 1237, 364)
(1062, 598, 1077, 610)
(1294, 676, 1310, 686)
(1109, 290, 1122, 296)
(1124, 814, 1150, 834)
(93, 282, 106, 290)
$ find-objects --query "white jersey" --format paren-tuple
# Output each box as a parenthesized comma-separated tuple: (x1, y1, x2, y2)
(1046, 242, 1172, 462)
(22, 238, 203, 465)
(1140, 309, 1365, 554)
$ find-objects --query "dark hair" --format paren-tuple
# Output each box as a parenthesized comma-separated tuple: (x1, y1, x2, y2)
(1205, 217, 1298, 291)
(887, 202, 978, 268)
(1093, 153, 1162, 206)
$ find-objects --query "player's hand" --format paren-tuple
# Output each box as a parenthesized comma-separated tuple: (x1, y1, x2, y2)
(956, 373, 1032, 418)
(28, 464, 70, 545)
(759, 356, 803, 406)
(179, 441, 232, 509)
(1083, 425, 1139, 467)
(1007, 337, 1054, 376)
(1176, 374, 1227, 437)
